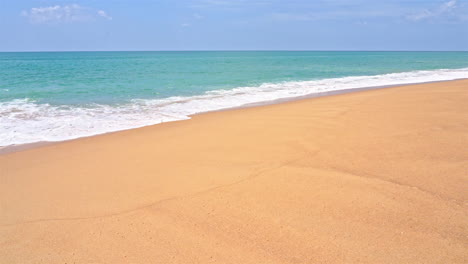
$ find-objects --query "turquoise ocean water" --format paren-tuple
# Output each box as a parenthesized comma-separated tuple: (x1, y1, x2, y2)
(1, 51, 468, 145)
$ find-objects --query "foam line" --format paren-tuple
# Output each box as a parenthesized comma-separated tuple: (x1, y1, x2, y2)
(1, 68, 467, 146)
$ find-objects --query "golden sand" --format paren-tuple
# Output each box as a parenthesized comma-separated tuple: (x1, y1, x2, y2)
(1, 80, 467, 263)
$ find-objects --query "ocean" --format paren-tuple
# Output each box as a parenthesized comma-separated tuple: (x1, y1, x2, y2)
(1, 51, 467, 146)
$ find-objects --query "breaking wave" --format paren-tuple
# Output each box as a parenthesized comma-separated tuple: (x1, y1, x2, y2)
(1, 68, 467, 146)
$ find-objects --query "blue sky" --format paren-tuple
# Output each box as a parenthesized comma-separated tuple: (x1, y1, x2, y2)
(1, 0, 467, 51)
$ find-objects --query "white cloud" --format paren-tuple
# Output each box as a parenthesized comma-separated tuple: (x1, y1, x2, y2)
(269, 12, 318, 21)
(406, 0, 459, 21)
(444, 0, 457, 9)
(21, 4, 85, 23)
(21, 4, 112, 24)
(181, 23, 191, 27)
(406, 9, 433, 21)
(193, 0, 272, 9)
(193, 13, 204, 19)
(201, 0, 231, 5)
(97, 10, 112, 20)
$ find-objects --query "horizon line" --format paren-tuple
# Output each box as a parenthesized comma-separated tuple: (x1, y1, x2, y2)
(1, 49, 468, 53)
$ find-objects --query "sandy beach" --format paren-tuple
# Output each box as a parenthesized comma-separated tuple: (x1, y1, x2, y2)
(1, 80, 467, 263)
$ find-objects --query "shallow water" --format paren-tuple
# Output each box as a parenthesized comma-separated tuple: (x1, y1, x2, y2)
(1, 51, 468, 145)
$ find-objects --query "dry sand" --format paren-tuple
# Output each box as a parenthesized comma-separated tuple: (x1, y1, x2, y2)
(1, 80, 467, 263)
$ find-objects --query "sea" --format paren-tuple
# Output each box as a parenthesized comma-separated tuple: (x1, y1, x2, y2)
(1, 51, 467, 146)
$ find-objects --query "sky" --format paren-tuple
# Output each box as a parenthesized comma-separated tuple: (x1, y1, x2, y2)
(0, 0, 467, 51)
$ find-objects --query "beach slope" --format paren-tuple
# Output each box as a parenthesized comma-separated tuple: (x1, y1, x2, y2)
(1, 80, 467, 263)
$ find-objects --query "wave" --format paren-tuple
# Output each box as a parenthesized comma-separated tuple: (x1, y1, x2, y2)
(1, 68, 467, 146)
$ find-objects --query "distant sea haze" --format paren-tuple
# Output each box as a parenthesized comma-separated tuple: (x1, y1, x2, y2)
(1, 51, 468, 146)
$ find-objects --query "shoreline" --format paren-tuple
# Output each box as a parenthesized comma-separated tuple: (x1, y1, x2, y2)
(1, 78, 466, 155)
(1, 79, 467, 263)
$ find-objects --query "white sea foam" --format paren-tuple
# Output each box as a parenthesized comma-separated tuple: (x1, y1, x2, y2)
(1, 68, 467, 146)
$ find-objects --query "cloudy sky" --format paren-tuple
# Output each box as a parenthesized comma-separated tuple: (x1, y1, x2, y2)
(0, 0, 467, 51)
